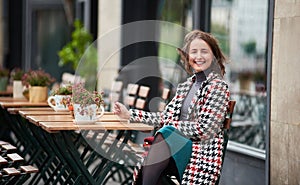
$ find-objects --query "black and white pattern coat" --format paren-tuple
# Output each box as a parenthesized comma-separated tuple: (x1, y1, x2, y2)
(130, 71, 230, 184)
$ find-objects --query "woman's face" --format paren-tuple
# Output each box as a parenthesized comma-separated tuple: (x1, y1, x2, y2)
(188, 38, 213, 73)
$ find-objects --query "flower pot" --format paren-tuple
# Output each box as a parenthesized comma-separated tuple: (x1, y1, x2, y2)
(0, 77, 8, 91)
(73, 104, 104, 124)
(239, 78, 252, 91)
(13, 80, 25, 99)
(29, 86, 48, 103)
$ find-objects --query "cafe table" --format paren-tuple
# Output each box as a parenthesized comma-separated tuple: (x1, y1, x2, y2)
(0, 89, 13, 97)
(2, 102, 153, 184)
(0, 98, 53, 184)
(0, 97, 49, 147)
(0, 98, 48, 108)
(23, 112, 153, 184)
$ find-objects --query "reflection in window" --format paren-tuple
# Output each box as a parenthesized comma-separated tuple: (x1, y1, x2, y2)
(157, 0, 192, 87)
(26, 2, 72, 82)
(211, 0, 268, 150)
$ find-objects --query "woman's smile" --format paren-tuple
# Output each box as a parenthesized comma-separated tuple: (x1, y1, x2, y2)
(194, 60, 205, 65)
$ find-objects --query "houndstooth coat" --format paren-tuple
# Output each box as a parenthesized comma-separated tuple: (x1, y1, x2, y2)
(130, 71, 230, 185)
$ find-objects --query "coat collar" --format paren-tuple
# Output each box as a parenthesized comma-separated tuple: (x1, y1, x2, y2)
(174, 71, 223, 119)
(183, 70, 222, 89)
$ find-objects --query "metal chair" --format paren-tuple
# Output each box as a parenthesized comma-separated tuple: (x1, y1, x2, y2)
(135, 86, 150, 110)
(125, 83, 139, 108)
(158, 87, 171, 112)
(0, 141, 39, 185)
(109, 81, 123, 111)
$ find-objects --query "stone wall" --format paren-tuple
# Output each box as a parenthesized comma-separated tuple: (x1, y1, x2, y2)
(271, 0, 300, 184)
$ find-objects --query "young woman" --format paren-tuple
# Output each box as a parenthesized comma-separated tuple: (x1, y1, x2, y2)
(114, 30, 230, 185)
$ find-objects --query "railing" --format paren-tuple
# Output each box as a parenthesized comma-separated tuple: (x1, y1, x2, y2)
(229, 91, 267, 150)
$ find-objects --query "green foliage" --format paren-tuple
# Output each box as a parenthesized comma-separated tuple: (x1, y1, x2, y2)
(242, 40, 256, 55)
(58, 20, 93, 70)
(160, 0, 190, 23)
(72, 83, 104, 108)
(11, 68, 24, 80)
(51, 84, 72, 95)
(0, 68, 9, 77)
(76, 45, 98, 89)
(238, 70, 253, 80)
(211, 23, 230, 55)
(159, 43, 178, 62)
(22, 69, 55, 87)
(253, 71, 266, 82)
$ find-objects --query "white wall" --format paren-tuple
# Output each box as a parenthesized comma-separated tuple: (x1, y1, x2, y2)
(97, 0, 122, 92)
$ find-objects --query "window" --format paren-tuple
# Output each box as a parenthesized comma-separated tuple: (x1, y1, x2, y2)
(158, 0, 268, 152)
(23, 1, 72, 81)
(157, 0, 192, 88)
(211, 0, 268, 151)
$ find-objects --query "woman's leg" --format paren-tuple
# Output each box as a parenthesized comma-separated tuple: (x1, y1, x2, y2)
(142, 133, 171, 185)
(157, 157, 180, 185)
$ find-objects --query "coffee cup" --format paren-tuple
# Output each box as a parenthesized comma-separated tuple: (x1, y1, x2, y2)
(47, 95, 71, 111)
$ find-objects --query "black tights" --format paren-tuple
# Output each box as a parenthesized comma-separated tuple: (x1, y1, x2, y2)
(142, 133, 179, 185)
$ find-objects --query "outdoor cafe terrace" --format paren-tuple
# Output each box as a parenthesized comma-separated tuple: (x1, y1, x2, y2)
(0, 82, 267, 184)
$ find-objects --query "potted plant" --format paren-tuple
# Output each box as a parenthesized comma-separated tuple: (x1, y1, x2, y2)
(58, 19, 93, 71)
(10, 68, 25, 98)
(47, 84, 73, 111)
(57, 19, 98, 88)
(72, 82, 105, 124)
(0, 67, 9, 91)
(238, 70, 253, 91)
(22, 69, 55, 102)
(50, 84, 73, 96)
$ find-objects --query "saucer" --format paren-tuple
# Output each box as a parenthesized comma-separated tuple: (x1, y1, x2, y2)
(73, 120, 97, 125)
(53, 107, 69, 112)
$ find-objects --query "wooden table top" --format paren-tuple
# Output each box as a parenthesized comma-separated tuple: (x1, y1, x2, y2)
(26, 115, 74, 125)
(1, 101, 48, 108)
(39, 121, 154, 132)
(0, 97, 48, 108)
(19, 110, 153, 132)
(18, 110, 70, 116)
(7, 107, 53, 114)
(1, 97, 154, 133)
(24, 114, 129, 125)
(0, 90, 13, 96)
(0, 97, 27, 102)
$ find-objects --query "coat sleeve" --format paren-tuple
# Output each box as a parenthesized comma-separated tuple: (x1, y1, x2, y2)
(128, 85, 182, 129)
(166, 80, 230, 141)
(129, 109, 163, 128)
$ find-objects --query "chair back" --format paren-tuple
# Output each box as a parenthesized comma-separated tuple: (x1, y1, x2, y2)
(158, 88, 171, 112)
(125, 83, 139, 107)
(110, 81, 123, 104)
(135, 85, 150, 110)
(127, 83, 139, 95)
(138, 86, 150, 98)
(215, 100, 236, 185)
(223, 100, 236, 129)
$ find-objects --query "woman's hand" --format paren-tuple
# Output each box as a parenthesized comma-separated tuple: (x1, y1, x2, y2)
(113, 102, 130, 119)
